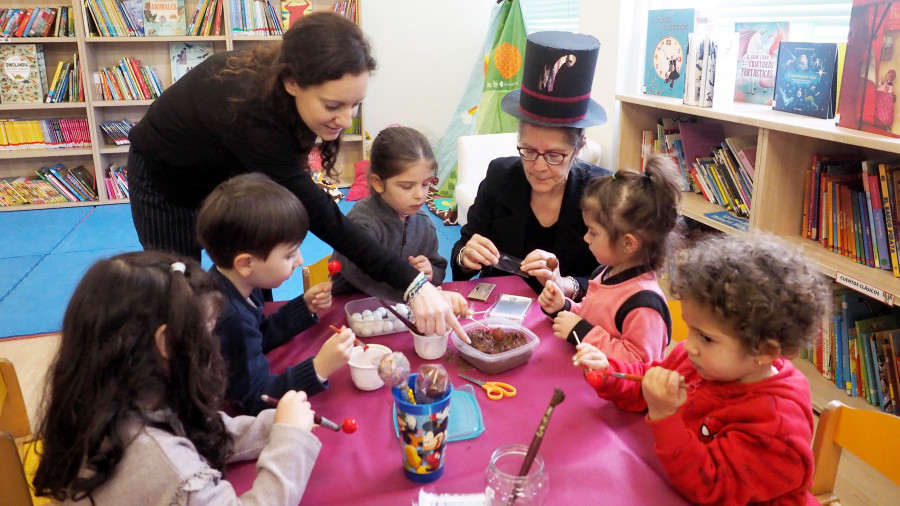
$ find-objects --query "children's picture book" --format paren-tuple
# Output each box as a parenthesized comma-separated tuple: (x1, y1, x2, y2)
(142, 0, 186, 36)
(169, 42, 213, 84)
(643, 8, 694, 98)
(734, 22, 790, 105)
(838, 1, 900, 138)
(123, 0, 146, 36)
(0, 44, 43, 104)
(773, 41, 839, 119)
(281, 0, 311, 31)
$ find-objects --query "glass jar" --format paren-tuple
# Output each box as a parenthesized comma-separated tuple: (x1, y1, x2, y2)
(484, 444, 549, 506)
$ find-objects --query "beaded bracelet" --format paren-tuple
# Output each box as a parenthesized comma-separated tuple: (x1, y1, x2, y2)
(404, 272, 428, 302)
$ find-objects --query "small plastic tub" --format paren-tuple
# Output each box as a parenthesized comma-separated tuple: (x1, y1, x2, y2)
(348, 343, 392, 391)
(344, 297, 413, 338)
(449, 318, 540, 374)
(413, 331, 449, 360)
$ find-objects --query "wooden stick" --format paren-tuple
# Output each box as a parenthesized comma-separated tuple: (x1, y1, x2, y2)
(378, 298, 423, 336)
(467, 316, 492, 332)
(330, 324, 367, 351)
(260, 394, 341, 431)
(507, 388, 565, 506)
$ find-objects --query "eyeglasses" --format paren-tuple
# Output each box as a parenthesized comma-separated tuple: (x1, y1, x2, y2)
(517, 146, 574, 165)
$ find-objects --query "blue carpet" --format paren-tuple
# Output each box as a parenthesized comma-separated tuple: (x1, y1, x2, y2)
(0, 195, 461, 338)
(0, 255, 41, 301)
(0, 248, 134, 337)
(0, 207, 90, 258)
(53, 204, 141, 253)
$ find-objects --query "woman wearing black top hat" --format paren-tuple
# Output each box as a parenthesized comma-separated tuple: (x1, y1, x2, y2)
(451, 31, 612, 298)
(127, 12, 464, 338)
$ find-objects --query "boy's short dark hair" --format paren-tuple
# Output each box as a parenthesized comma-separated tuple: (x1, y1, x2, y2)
(197, 173, 309, 267)
(669, 232, 829, 357)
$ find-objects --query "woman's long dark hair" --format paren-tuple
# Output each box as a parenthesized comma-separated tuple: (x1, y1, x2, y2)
(32, 252, 231, 501)
(218, 12, 377, 181)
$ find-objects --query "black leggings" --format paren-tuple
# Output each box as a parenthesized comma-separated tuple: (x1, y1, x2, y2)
(128, 149, 202, 261)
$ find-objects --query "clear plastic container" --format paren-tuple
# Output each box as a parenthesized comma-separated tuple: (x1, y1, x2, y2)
(486, 294, 533, 324)
(484, 444, 549, 505)
(344, 297, 413, 337)
(449, 318, 540, 374)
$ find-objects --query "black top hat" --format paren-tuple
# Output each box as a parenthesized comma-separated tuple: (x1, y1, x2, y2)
(501, 31, 606, 128)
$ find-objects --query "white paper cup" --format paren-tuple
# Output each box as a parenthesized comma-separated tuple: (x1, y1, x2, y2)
(413, 332, 449, 360)
(349, 343, 391, 391)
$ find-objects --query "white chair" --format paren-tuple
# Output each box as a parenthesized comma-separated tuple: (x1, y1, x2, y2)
(455, 133, 519, 227)
(454, 133, 602, 226)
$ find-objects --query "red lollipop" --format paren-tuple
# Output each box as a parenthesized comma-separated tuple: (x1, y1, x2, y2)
(327, 260, 342, 279)
(341, 417, 358, 434)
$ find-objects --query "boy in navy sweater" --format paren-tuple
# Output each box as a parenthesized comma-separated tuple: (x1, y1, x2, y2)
(197, 173, 355, 415)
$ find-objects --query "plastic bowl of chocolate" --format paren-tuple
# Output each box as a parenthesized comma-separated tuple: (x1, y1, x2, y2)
(449, 318, 540, 374)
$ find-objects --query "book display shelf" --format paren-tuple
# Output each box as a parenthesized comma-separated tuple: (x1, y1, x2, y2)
(618, 92, 900, 413)
(0, 0, 364, 212)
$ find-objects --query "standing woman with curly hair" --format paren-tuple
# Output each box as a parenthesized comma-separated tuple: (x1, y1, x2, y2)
(32, 252, 322, 504)
(128, 12, 463, 338)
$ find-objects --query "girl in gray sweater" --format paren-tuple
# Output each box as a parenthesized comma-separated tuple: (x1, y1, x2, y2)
(331, 126, 449, 302)
(32, 252, 321, 505)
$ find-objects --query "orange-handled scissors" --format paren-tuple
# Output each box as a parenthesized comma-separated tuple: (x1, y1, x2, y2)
(458, 373, 516, 401)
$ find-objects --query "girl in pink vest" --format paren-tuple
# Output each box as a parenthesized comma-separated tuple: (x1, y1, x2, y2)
(538, 154, 681, 363)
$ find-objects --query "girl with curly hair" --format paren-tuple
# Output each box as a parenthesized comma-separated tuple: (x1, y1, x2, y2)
(573, 233, 829, 504)
(32, 252, 321, 504)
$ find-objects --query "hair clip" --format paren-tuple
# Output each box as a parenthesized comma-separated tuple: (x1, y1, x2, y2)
(170, 262, 187, 274)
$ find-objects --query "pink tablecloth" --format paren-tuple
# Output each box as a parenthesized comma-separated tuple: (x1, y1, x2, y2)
(225, 276, 688, 505)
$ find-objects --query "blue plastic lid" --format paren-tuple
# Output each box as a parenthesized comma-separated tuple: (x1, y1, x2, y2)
(393, 384, 485, 442)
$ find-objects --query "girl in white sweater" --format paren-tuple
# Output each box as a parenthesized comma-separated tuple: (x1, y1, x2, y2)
(33, 251, 321, 505)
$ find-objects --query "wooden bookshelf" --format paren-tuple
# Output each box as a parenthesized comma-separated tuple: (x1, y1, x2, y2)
(618, 92, 900, 412)
(0, 0, 364, 211)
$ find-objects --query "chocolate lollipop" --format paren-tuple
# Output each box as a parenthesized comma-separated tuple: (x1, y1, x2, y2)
(546, 257, 559, 270)
(378, 351, 416, 404)
(414, 364, 450, 403)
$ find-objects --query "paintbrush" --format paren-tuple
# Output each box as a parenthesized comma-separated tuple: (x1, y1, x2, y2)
(507, 388, 565, 506)
(601, 371, 688, 389)
(377, 298, 423, 336)
(260, 394, 341, 431)
(329, 324, 367, 351)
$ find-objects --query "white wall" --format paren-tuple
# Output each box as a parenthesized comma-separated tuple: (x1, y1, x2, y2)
(360, 0, 494, 144)
(361, 0, 631, 169)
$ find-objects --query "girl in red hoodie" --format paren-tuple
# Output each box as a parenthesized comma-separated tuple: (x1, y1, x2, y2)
(574, 233, 828, 505)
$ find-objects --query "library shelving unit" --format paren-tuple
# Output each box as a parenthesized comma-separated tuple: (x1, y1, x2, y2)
(0, 0, 364, 212)
(617, 92, 900, 413)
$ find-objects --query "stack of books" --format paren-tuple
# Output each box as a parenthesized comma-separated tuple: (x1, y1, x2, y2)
(0, 6, 75, 37)
(95, 57, 163, 100)
(0, 118, 90, 150)
(230, 0, 282, 36)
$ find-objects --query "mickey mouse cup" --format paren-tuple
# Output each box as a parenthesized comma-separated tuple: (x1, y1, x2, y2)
(392, 373, 452, 482)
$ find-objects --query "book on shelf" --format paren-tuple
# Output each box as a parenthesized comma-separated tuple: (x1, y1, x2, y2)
(281, 0, 310, 30)
(121, 0, 145, 36)
(837, 1, 900, 138)
(734, 22, 789, 105)
(99, 119, 135, 145)
(169, 42, 213, 85)
(643, 8, 694, 98)
(105, 164, 129, 199)
(142, 0, 186, 36)
(0, 43, 44, 104)
(772, 41, 838, 119)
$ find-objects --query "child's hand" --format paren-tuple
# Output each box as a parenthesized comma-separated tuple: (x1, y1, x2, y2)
(303, 281, 332, 314)
(552, 310, 581, 340)
(538, 280, 566, 314)
(408, 255, 433, 281)
(313, 326, 355, 379)
(273, 390, 315, 432)
(573, 343, 609, 370)
(641, 366, 687, 421)
(440, 290, 469, 317)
